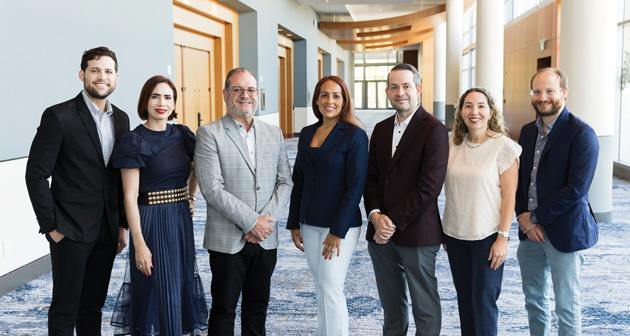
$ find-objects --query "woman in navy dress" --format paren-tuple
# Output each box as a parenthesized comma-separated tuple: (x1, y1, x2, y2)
(111, 75, 208, 335)
(286, 75, 369, 335)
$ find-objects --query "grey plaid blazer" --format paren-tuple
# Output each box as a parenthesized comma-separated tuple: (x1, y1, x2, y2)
(194, 114, 292, 254)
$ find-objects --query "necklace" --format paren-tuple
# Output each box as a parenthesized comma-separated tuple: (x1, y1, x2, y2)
(465, 133, 489, 149)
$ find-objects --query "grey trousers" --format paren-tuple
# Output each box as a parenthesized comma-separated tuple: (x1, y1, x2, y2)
(368, 241, 442, 336)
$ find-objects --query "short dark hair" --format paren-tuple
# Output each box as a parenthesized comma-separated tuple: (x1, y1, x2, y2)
(137, 75, 178, 121)
(81, 46, 118, 72)
(224, 67, 257, 89)
(311, 75, 363, 128)
(530, 67, 568, 90)
(387, 63, 421, 88)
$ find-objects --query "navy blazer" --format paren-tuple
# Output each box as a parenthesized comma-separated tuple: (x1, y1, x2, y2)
(516, 107, 599, 252)
(286, 122, 369, 239)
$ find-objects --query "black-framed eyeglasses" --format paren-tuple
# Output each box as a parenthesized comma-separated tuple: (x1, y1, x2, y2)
(227, 87, 259, 96)
(530, 88, 563, 97)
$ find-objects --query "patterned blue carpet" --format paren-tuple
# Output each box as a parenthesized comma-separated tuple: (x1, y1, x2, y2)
(2, 110, 630, 335)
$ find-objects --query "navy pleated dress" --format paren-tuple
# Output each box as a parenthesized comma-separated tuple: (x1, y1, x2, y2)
(110, 123, 208, 335)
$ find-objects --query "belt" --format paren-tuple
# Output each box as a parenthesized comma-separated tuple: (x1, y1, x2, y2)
(138, 186, 189, 205)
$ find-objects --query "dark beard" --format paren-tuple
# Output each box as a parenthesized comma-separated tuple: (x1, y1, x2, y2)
(84, 84, 114, 100)
(532, 99, 562, 117)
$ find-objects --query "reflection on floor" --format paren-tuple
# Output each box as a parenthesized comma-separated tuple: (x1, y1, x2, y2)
(1, 110, 629, 335)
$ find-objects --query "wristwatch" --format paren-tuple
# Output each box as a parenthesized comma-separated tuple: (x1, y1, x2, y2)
(497, 230, 510, 241)
(530, 212, 539, 224)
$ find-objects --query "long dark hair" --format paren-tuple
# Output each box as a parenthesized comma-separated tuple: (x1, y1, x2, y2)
(311, 75, 363, 128)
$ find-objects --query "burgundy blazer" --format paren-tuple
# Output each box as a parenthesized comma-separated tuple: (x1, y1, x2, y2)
(363, 105, 449, 247)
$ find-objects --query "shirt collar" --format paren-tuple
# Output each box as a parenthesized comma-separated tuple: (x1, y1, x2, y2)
(82, 90, 113, 115)
(229, 114, 256, 133)
(394, 106, 418, 128)
(535, 115, 557, 135)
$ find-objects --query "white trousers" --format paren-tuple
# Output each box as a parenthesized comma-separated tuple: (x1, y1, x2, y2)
(301, 224, 361, 336)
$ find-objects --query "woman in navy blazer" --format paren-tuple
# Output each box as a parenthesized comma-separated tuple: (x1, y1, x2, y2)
(287, 75, 368, 335)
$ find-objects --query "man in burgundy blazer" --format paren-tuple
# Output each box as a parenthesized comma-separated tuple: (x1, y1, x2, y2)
(363, 63, 449, 336)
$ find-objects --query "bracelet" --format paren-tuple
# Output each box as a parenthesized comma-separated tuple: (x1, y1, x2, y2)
(189, 194, 197, 201)
(131, 231, 142, 237)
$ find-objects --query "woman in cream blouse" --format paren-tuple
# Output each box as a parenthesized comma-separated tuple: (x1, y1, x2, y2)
(443, 87, 521, 335)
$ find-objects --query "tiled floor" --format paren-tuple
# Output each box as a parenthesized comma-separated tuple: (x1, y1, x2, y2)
(2, 110, 629, 335)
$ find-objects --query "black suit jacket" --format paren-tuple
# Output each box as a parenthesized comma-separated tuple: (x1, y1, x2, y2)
(363, 105, 449, 247)
(26, 92, 129, 243)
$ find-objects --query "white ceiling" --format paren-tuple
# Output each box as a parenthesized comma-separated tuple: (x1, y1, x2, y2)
(295, 0, 446, 21)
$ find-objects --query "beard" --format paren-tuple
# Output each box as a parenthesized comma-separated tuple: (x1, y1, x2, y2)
(84, 82, 115, 100)
(531, 98, 563, 117)
(227, 97, 257, 119)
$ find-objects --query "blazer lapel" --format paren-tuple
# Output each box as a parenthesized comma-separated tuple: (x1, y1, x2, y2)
(254, 120, 267, 173)
(312, 123, 347, 163)
(223, 115, 255, 174)
(112, 108, 127, 140)
(75, 93, 105, 165)
(388, 107, 425, 173)
(541, 107, 569, 159)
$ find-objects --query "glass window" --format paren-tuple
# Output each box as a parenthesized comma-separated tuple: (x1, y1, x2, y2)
(367, 82, 377, 108)
(365, 66, 377, 80)
(388, 51, 398, 63)
(377, 82, 388, 109)
(365, 53, 389, 64)
(353, 51, 400, 109)
(354, 82, 363, 109)
(354, 67, 364, 80)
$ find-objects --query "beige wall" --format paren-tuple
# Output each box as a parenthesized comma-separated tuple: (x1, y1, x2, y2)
(503, 1, 559, 139)
(422, 35, 435, 114)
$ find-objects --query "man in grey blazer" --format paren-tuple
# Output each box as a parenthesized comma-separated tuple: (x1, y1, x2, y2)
(194, 67, 292, 336)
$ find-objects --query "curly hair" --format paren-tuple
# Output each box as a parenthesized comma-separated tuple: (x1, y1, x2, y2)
(451, 87, 508, 146)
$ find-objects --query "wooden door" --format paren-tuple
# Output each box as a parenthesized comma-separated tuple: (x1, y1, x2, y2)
(278, 40, 294, 138)
(181, 47, 211, 133)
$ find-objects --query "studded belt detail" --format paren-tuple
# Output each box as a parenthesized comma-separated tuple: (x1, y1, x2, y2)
(138, 186, 189, 205)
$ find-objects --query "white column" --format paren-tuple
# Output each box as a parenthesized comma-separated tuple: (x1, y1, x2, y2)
(445, 0, 463, 128)
(475, 0, 504, 106)
(559, 0, 616, 222)
(433, 22, 446, 123)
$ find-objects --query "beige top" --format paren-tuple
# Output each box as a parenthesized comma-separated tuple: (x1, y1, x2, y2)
(443, 134, 522, 240)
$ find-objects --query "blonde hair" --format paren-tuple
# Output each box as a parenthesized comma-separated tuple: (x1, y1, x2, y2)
(452, 87, 508, 145)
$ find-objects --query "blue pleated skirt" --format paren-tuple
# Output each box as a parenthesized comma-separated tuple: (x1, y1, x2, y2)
(111, 200, 208, 335)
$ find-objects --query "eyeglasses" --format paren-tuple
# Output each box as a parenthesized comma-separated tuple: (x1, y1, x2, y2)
(227, 87, 259, 96)
(530, 88, 563, 97)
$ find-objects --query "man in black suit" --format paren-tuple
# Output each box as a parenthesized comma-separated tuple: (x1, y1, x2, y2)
(25, 46, 130, 335)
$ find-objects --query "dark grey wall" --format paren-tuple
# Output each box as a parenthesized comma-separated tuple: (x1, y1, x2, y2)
(0, 0, 175, 160)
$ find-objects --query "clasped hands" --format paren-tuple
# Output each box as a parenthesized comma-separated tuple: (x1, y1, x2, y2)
(371, 212, 396, 244)
(244, 215, 275, 244)
(517, 211, 545, 243)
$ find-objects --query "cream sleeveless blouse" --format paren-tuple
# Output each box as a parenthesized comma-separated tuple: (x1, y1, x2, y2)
(443, 134, 522, 240)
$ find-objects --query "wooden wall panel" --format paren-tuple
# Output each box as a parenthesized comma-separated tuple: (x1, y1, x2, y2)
(503, 1, 559, 139)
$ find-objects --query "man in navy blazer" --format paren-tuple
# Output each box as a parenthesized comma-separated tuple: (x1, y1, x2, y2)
(516, 68, 599, 336)
(363, 64, 449, 336)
